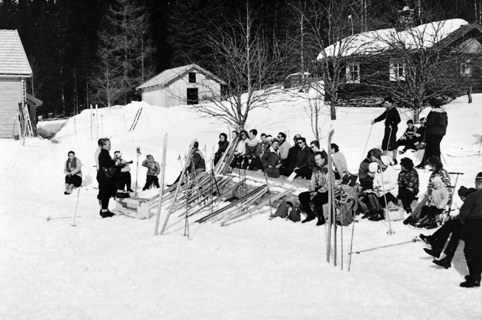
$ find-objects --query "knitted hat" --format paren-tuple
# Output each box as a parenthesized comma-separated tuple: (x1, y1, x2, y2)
(368, 162, 379, 173)
(380, 156, 392, 166)
(458, 186, 476, 198)
(476, 172, 482, 180)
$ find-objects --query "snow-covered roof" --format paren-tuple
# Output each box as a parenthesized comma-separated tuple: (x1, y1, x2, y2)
(0, 29, 32, 77)
(317, 19, 469, 60)
(136, 63, 225, 90)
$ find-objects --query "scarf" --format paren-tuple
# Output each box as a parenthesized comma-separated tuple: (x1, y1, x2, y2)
(66, 157, 77, 173)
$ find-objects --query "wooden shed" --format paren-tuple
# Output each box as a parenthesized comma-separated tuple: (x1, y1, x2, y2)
(0, 29, 33, 138)
(136, 64, 225, 107)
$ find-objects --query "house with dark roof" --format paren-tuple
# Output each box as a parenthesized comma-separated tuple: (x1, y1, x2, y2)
(0, 29, 41, 138)
(317, 18, 482, 105)
(136, 64, 225, 107)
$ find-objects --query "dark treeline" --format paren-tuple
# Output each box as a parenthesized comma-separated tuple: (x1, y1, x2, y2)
(0, 0, 480, 117)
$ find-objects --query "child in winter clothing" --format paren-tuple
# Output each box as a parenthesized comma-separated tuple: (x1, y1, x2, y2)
(396, 120, 419, 154)
(397, 157, 419, 215)
(64, 151, 82, 194)
(142, 154, 160, 190)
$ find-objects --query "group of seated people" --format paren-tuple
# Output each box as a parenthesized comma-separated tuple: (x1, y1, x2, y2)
(214, 129, 351, 183)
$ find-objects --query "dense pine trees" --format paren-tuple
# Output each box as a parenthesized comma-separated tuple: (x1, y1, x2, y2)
(0, 0, 480, 117)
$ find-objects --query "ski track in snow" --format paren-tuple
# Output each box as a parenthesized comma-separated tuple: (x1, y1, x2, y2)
(1, 93, 482, 319)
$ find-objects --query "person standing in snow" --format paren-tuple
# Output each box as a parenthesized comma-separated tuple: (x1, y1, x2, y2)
(417, 99, 448, 168)
(457, 172, 482, 288)
(64, 151, 82, 195)
(142, 154, 160, 190)
(97, 138, 118, 218)
(371, 96, 401, 165)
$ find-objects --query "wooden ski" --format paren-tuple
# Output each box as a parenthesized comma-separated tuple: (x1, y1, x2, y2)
(159, 139, 196, 235)
(154, 133, 169, 235)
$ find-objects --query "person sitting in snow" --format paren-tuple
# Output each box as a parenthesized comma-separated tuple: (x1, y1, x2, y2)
(244, 129, 262, 170)
(113, 151, 133, 194)
(261, 138, 281, 178)
(257, 133, 270, 160)
(214, 133, 229, 166)
(298, 152, 329, 225)
(276, 132, 291, 163)
(280, 133, 301, 176)
(397, 157, 419, 217)
(412, 176, 449, 229)
(396, 120, 419, 154)
(292, 137, 314, 180)
(368, 156, 399, 221)
(142, 154, 160, 191)
(358, 148, 383, 187)
(330, 143, 353, 185)
(64, 151, 82, 195)
(230, 130, 248, 170)
(420, 186, 476, 270)
(187, 141, 206, 176)
(309, 140, 328, 164)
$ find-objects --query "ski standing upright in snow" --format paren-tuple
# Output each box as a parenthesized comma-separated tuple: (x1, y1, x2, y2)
(154, 133, 169, 236)
(326, 129, 336, 265)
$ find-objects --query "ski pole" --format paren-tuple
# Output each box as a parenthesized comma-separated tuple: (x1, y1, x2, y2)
(360, 125, 373, 163)
(349, 237, 419, 255)
(263, 170, 274, 218)
(135, 147, 141, 196)
(379, 164, 395, 235)
(478, 134, 482, 158)
(72, 188, 81, 226)
(47, 216, 82, 221)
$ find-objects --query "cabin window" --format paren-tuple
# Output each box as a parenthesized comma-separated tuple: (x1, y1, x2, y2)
(187, 88, 199, 105)
(389, 59, 405, 81)
(346, 63, 360, 83)
(460, 61, 472, 76)
(188, 72, 196, 83)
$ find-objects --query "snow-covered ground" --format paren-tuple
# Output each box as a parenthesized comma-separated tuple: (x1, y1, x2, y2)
(1, 90, 481, 319)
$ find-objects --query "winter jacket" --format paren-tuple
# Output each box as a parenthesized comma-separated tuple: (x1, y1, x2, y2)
(278, 140, 291, 160)
(373, 106, 401, 127)
(459, 188, 482, 223)
(398, 168, 419, 195)
(142, 159, 160, 176)
(358, 158, 371, 183)
(295, 146, 314, 169)
(94, 148, 101, 171)
(373, 166, 398, 196)
(215, 140, 229, 157)
(65, 157, 82, 178)
(189, 149, 206, 172)
(245, 138, 260, 159)
(98, 149, 117, 181)
(416, 125, 426, 143)
(261, 147, 281, 178)
(256, 141, 270, 158)
(332, 151, 349, 178)
(309, 165, 329, 193)
(283, 145, 299, 169)
(428, 186, 450, 209)
(234, 139, 247, 155)
(400, 126, 418, 141)
(425, 107, 448, 135)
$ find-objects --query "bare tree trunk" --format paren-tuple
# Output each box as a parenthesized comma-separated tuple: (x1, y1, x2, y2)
(468, 85, 473, 103)
(330, 100, 336, 120)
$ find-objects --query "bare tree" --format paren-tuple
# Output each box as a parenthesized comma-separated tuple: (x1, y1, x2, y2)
(194, 3, 286, 130)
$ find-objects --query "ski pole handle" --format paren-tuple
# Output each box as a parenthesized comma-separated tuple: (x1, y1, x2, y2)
(137, 147, 141, 155)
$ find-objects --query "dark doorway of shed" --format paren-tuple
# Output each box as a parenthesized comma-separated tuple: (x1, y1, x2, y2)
(187, 88, 198, 105)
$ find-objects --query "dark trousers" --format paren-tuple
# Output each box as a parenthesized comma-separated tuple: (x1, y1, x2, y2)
(143, 175, 159, 190)
(463, 219, 482, 283)
(419, 205, 443, 220)
(397, 187, 417, 213)
(382, 125, 398, 151)
(116, 172, 132, 191)
(299, 191, 329, 220)
(65, 174, 82, 187)
(376, 192, 398, 208)
(397, 139, 418, 152)
(424, 133, 444, 162)
(98, 179, 116, 210)
(431, 219, 464, 259)
(295, 166, 312, 180)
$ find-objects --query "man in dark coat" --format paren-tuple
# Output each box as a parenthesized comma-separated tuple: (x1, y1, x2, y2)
(371, 96, 401, 164)
(261, 139, 281, 178)
(418, 99, 448, 168)
(97, 138, 118, 218)
(458, 172, 482, 288)
(293, 137, 314, 180)
(280, 133, 301, 176)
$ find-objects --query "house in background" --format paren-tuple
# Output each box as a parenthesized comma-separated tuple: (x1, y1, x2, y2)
(0, 30, 40, 138)
(136, 63, 225, 107)
(317, 18, 482, 105)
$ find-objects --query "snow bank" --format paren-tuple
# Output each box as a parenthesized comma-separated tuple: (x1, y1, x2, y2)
(1, 92, 481, 319)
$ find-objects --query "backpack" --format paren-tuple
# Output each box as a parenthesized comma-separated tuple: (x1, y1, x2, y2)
(103, 166, 118, 179)
(272, 200, 301, 222)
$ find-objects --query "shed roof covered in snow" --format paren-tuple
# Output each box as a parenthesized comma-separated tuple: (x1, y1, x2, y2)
(136, 63, 225, 91)
(0, 30, 32, 77)
(317, 19, 470, 60)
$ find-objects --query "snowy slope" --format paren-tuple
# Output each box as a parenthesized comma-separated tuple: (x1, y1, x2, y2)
(1, 92, 481, 320)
